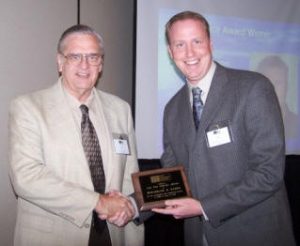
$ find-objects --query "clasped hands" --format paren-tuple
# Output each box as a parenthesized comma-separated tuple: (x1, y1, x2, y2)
(94, 193, 204, 226)
(95, 191, 135, 227)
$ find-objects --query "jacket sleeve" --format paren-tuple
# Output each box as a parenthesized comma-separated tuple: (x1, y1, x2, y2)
(9, 96, 99, 227)
(202, 76, 286, 228)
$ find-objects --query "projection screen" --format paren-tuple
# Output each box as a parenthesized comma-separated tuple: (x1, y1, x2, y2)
(135, 0, 300, 158)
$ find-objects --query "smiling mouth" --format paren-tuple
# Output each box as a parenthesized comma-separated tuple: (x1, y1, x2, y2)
(185, 59, 199, 65)
(77, 72, 89, 78)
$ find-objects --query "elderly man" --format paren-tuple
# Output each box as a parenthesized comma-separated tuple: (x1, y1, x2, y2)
(9, 25, 143, 246)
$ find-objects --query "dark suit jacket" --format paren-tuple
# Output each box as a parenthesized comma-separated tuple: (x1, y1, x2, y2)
(161, 63, 296, 246)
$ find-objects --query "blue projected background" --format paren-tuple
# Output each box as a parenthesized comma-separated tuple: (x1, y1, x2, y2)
(135, 2, 300, 158)
(157, 10, 300, 154)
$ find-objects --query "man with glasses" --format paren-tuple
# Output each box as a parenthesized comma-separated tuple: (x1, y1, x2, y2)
(9, 25, 144, 246)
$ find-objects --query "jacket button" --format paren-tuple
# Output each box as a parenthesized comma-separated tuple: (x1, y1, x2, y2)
(84, 223, 90, 228)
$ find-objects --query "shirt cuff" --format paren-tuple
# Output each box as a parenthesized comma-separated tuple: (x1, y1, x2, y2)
(202, 208, 209, 221)
(129, 196, 139, 219)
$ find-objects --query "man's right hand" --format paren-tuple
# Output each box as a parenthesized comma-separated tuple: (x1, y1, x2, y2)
(94, 191, 135, 227)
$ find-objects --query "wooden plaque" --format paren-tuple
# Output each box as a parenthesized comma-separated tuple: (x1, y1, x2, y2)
(132, 165, 191, 211)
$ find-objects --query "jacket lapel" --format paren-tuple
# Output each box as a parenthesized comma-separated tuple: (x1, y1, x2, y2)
(44, 79, 93, 188)
(197, 64, 229, 135)
(93, 91, 116, 190)
(175, 85, 198, 162)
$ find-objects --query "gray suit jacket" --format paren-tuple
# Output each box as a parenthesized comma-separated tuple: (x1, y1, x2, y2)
(9, 79, 144, 246)
(161, 63, 295, 246)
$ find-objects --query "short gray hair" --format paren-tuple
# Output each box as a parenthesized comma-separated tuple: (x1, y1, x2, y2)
(57, 24, 104, 57)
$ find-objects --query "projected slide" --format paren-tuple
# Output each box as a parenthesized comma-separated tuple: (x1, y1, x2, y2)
(157, 9, 300, 155)
(135, 2, 300, 158)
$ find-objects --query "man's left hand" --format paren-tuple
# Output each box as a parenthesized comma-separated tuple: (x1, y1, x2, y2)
(152, 198, 203, 219)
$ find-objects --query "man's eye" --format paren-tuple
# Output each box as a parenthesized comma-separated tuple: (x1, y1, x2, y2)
(71, 54, 81, 60)
(194, 39, 203, 45)
(89, 55, 99, 61)
(175, 43, 184, 48)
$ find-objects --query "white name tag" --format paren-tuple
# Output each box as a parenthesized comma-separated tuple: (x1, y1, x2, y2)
(206, 126, 231, 148)
(113, 133, 130, 155)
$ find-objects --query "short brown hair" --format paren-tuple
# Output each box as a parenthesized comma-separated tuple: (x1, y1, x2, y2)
(165, 11, 210, 44)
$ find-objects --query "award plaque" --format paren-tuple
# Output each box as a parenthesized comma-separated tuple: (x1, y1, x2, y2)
(132, 165, 191, 211)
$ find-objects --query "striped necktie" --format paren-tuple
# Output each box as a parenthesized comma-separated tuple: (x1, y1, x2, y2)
(192, 87, 204, 130)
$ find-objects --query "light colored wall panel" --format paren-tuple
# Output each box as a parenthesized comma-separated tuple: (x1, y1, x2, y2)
(80, 0, 135, 105)
(0, 1, 77, 244)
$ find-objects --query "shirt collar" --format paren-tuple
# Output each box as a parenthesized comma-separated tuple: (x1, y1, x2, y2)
(187, 61, 216, 104)
(62, 82, 95, 110)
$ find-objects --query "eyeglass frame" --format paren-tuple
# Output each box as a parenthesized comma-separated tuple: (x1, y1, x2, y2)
(61, 53, 102, 66)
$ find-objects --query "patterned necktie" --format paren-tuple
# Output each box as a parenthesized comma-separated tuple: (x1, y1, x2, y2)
(192, 87, 204, 130)
(80, 104, 106, 194)
(80, 105, 110, 241)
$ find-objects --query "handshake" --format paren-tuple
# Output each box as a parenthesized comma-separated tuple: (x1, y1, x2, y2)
(94, 191, 136, 227)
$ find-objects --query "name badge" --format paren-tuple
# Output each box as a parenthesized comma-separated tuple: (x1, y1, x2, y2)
(113, 133, 130, 155)
(206, 121, 233, 148)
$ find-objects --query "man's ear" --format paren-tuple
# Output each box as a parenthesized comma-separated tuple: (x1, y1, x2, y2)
(56, 54, 64, 72)
(167, 46, 173, 60)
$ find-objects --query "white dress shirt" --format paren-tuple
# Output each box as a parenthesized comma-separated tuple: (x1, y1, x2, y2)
(188, 61, 216, 106)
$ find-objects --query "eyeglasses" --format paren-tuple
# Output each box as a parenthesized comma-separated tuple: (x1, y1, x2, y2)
(62, 53, 102, 66)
